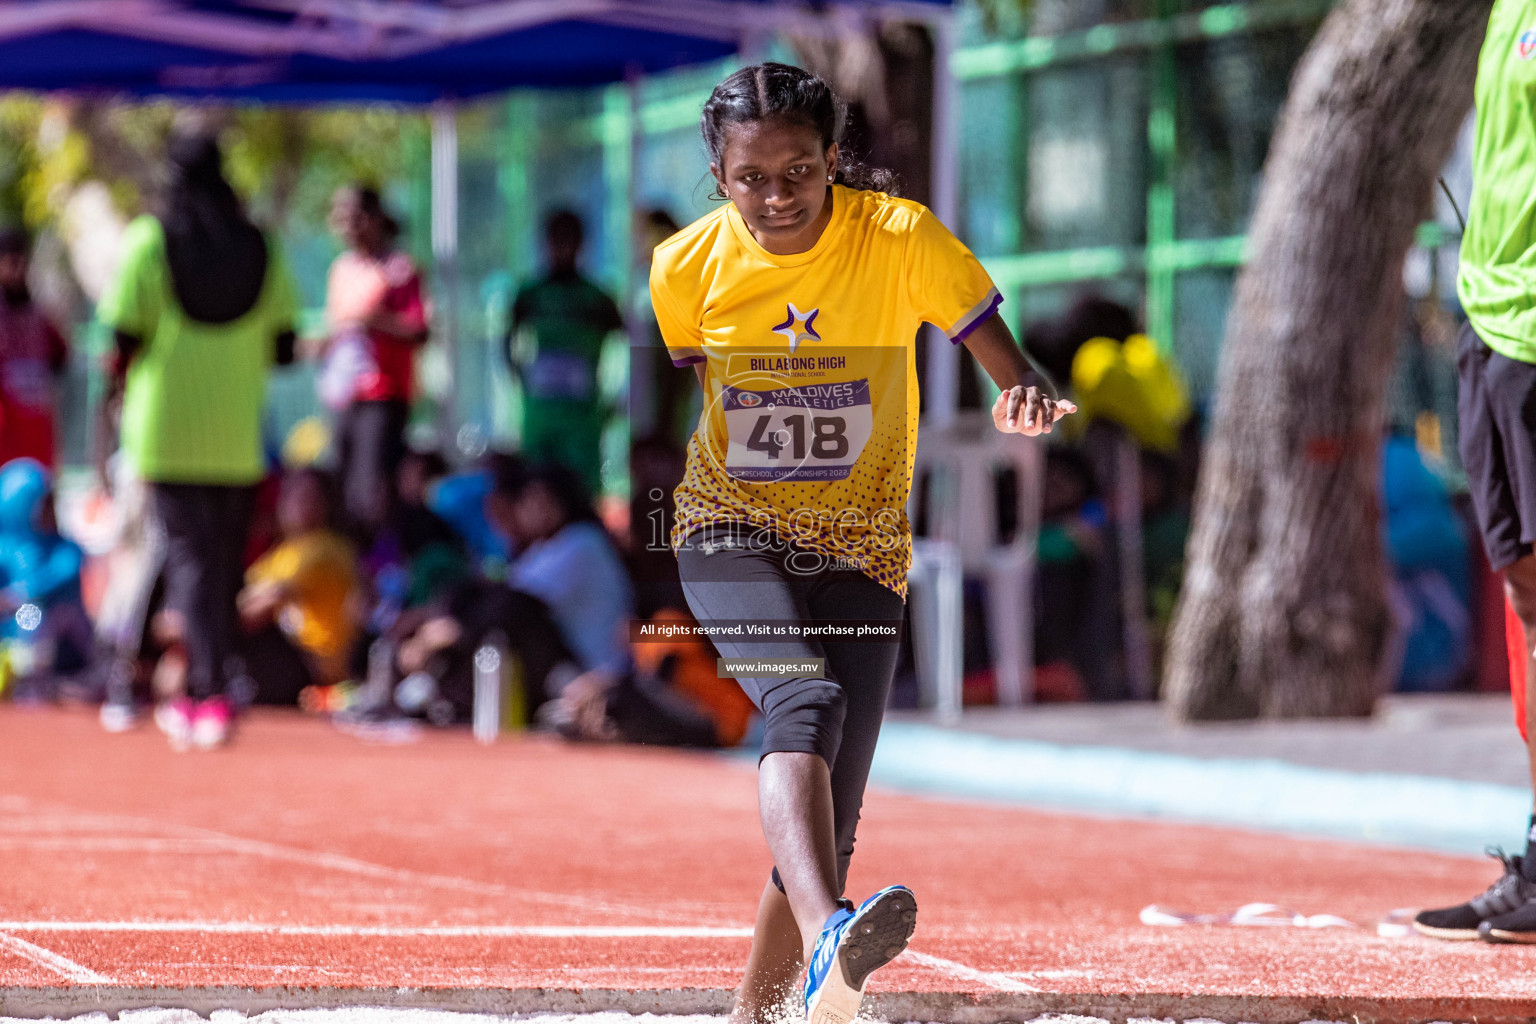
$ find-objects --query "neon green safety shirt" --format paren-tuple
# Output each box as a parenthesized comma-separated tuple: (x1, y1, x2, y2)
(1460, 0, 1536, 362)
(99, 216, 297, 485)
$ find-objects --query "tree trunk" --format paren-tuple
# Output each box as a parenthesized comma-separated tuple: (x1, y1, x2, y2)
(792, 22, 935, 204)
(1164, 0, 1490, 720)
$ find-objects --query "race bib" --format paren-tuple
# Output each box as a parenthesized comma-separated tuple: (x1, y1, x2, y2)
(527, 351, 595, 401)
(723, 379, 872, 482)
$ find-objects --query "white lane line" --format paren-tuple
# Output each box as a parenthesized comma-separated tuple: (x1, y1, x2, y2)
(902, 951, 1042, 993)
(0, 933, 114, 983)
(0, 921, 756, 939)
(1, 796, 672, 922)
(0, 839, 229, 852)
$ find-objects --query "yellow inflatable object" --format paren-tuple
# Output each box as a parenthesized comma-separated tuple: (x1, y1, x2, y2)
(1070, 334, 1191, 453)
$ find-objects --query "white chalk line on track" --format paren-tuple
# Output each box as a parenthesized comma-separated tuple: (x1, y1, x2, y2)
(902, 951, 1042, 993)
(0, 922, 755, 939)
(0, 933, 113, 984)
(0, 796, 680, 923)
(1, 797, 1038, 996)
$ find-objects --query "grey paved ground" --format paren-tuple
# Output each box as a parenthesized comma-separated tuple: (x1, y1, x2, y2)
(892, 692, 1529, 788)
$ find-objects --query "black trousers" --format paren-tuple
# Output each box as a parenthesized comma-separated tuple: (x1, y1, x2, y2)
(675, 522, 904, 896)
(152, 482, 256, 701)
(338, 398, 408, 542)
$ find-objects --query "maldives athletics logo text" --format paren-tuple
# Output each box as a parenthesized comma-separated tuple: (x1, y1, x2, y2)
(1519, 28, 1536, 59)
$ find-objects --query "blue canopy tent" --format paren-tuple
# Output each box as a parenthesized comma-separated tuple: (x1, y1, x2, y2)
(0, 0, 965, 431)
(0, 1, 949, 100)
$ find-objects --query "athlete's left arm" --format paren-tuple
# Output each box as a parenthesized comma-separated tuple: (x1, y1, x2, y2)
(960, 314, 1076, 437)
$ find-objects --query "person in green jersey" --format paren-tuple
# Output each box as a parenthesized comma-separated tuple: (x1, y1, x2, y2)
(506, 210, 624, 494)
(1416, 0, 1536, 943)
(98, 132, 297, 752)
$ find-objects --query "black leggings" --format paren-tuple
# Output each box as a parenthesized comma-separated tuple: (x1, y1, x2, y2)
(152, 483, 256, 701)
(338, 398, 408, 542)
(676, 523, 904, 895)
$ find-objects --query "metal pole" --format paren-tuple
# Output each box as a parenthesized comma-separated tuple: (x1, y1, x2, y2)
(926, 10, 960, 430)
(431, 101, 462, 453)
(625, 64, 653, 441)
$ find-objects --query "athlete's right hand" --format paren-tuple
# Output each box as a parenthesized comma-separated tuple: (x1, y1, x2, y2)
(993, 385, 1076, 436)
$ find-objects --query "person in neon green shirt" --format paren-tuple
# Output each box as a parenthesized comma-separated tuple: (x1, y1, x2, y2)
(1422, 0, 1536, 942)
(98, 132, 297, 751)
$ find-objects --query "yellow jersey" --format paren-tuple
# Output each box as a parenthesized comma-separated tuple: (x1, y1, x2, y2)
(650, 185, 1000, 597)
(245, 529, 358, 681)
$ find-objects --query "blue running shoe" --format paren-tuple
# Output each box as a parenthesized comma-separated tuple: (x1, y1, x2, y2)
(804, 885, 917, 1024)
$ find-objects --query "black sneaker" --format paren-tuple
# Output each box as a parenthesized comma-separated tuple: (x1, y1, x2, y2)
(1414, 850, 1535, 940)
(1480, 895, 1536, 943)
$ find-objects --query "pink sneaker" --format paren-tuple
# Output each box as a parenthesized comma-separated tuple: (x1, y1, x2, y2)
(191, 696, 234, 751)
(155, 697, 194, 751)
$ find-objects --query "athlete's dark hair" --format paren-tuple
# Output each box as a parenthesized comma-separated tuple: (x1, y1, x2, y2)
(701, 62, 898, 196)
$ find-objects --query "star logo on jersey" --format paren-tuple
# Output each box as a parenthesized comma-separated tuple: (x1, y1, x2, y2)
(772, 303, 821, 353)
(1520, 29, 1536, 58)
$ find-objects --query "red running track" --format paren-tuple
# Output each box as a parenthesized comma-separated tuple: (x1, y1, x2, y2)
(0, 706, 1533, 1022)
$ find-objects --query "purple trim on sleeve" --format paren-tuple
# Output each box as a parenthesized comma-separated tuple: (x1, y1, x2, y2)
(949, 292, 1004, 345)
(672, 354, 707, 367)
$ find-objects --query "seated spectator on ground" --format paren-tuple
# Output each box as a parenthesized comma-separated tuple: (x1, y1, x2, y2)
(627, 433, 689, 618)
(361, 448, 469, 636)
(0, 230, 69, 470)
(546, 606, 757, 749)
(427, 450, 524, 573)
(493, 462, 633, 681)
(237, 469, 359, 704)
(0, 458, 89, 698)
(1024, 292, 1140, 398)
(390, 462, 628, 722)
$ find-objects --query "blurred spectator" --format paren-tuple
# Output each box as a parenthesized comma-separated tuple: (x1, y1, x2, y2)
(636, 209, 696, 449)
(97, 131, 298, 750)
(1025, 292, 1140, 395)
(546, 606, 755, 749)
(491, 461, 633, 680)
(238, 469, 359, 703)
(628, 433, 689, 619)
(507, 210, 624, 494)
(322, 185, 430, 542)
(1386, 296, 1462, 483)
(1033, 448, 1120, 700)
(1381, 433, 1472, 692)
(358, 449, 469, 650)
(0, 229, 69, 469)
(427, 450, 524, 571)
(1140, 449, 1192, 657)
(92, 456, 162, 730)
(0, 458, 89, 699)
(391, 462, 630, 722)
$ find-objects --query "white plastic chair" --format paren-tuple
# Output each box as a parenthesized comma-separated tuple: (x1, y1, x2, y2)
(908, 410, 1045, 714)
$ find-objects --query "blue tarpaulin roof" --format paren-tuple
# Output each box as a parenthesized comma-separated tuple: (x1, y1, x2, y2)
(0, 0, 951, 101)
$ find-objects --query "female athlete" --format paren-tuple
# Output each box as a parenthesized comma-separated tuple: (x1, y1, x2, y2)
(649, 63, 1073, 1024)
